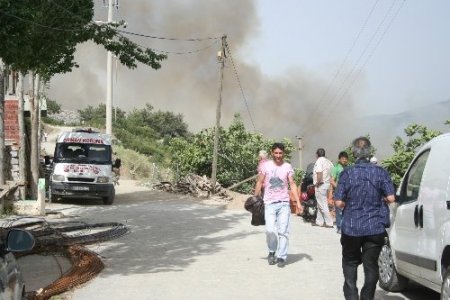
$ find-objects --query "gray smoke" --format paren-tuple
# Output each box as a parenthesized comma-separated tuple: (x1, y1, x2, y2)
(50, 0, 446, 168)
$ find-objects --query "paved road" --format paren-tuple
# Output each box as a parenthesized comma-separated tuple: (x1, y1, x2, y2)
(23, 180, 440, 300)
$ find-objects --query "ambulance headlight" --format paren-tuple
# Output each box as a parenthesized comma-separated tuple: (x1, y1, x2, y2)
(97, 176, 109, 183)
(52, 174, 65, 181)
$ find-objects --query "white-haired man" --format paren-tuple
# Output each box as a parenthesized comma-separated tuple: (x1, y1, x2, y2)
(334, 137, 395, 300)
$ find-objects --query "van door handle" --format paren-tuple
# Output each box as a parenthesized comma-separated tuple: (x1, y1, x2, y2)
(414, 205, 419, 227)
(419, 205, 424, 228)
(447, 201, 450, 209)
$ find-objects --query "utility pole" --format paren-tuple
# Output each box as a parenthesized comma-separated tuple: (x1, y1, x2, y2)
(105, 0, 114, 135)
(296, 136, 304, 170)
(211, 35, 227, 194)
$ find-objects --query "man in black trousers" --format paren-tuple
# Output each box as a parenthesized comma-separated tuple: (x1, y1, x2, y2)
(334, 137, 396, 300)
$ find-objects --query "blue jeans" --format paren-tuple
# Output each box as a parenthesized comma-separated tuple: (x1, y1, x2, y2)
(264, 201, 291, 260)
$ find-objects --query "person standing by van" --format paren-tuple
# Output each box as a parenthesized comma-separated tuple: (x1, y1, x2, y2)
(330, 151, 349, 234)
(312, 148, 334, 228)
(254, 143, 302, 268)
(334, 137, 395, 300)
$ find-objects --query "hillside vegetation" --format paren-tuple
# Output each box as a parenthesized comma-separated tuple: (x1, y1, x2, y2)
(45, 99, 450, 191)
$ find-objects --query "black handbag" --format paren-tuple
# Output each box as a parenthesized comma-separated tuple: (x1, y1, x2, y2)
(244, 196, 265, 226)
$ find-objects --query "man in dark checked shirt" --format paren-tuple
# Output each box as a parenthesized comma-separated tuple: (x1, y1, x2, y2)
(334, 137, 396, 300)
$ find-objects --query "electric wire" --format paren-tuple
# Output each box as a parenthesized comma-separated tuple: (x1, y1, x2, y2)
(299, 0, 380, 135)
(0, 9, 81, 32)
(224, 41, 257, 133)
(2, 4, 254, 132)
(0, 7, 220, 52)
(301, 0, 403, 134)
(318, 0, 406, 128)
(117, 29, 221, 41)
(329, 0, 398, 102)
(150, 39, 220, 55)
(47, 0, 221, 41)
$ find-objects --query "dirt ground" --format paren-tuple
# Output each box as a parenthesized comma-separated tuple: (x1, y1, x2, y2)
(41, 124, 76, 156)
(223, 189, 251, 211)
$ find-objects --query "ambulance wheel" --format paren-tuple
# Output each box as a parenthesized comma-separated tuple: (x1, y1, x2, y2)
(103, 194, 114, 205)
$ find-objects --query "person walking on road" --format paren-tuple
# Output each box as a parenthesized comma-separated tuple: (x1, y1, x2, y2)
(312, 148, 334, 228)
(334, 137, 395, 300)
(254, 142, 302, 268)
(257, 149, 269, 197)
(257, 150, 269, 173)
(330, 151, 349, 234)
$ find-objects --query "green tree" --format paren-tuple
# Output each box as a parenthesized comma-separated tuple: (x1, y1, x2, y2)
(383, 124, 442, 186)
(169, 114, 295, 193)
(42, 98, 64, 125)
(0, 0, 166, 199)
(46, 98, 61, 114)
(0, 0, 166, 79)
(77, 103, 189, 163)
(148, 110, 189, 140)
(126, 104, 190, 141)
(78, 104, 126, 129)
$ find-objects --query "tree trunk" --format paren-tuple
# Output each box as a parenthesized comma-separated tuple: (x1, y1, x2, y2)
(0, 61, 5, 188)
(17, 72, 27, 199)
(30, 71, 40, 199)
(227, 174, 258, 190)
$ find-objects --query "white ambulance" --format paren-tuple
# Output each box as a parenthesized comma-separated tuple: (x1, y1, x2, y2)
(49, 128, 115, 204)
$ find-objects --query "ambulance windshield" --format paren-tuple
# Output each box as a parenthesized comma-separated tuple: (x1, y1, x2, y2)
(54, 143, 111, 164)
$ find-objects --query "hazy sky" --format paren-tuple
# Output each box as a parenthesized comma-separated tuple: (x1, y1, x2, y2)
(242, 0, 450, 115)
(48, 0, 450, 165)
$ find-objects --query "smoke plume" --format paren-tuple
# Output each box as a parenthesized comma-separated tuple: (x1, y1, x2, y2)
(48, 0, 406, 167)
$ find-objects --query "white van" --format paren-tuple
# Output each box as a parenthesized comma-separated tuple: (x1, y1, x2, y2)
(378, 133, 450, 298)
(49, 129, 115, 204)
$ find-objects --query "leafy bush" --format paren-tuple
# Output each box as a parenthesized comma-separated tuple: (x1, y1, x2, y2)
(46, 98, 62, 114)
(169, 114, 296, 193)
(113, 145, 173, 181)
(41, 116, 64, 126)
(383, 124, 442, 186)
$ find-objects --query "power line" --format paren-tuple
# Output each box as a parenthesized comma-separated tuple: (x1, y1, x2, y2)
(301, 0, 404, 134)
(318, 0, 406, 129)
(299, 0, 380, 135)
(135, 39, 220, 55)
(224, 41, 257, 133)
(117, 29, 220, 41)
(49, 0, 221, 41)
(329, 0, 398, 102)
(0, 9, 81, 32)
(0, 8, 220, 43)
(0, 7, 221, 56)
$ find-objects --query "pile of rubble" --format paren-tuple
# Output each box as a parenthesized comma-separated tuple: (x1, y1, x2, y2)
(153, 174, 232, 201)
(48, 109, 81, 125)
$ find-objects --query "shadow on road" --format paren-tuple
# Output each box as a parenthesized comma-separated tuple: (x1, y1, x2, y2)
(56, 189, 256, 277)
(283, 252, 313, 265)
(375, 280, 440, 300)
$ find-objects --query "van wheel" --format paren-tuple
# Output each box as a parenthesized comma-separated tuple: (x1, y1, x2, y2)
(441, 267, 450, 300)
(21, 286, 26, 300)
(378, 244, 408, 292)
(103, 194, 114, 205)
(48, 188, 57, 203)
